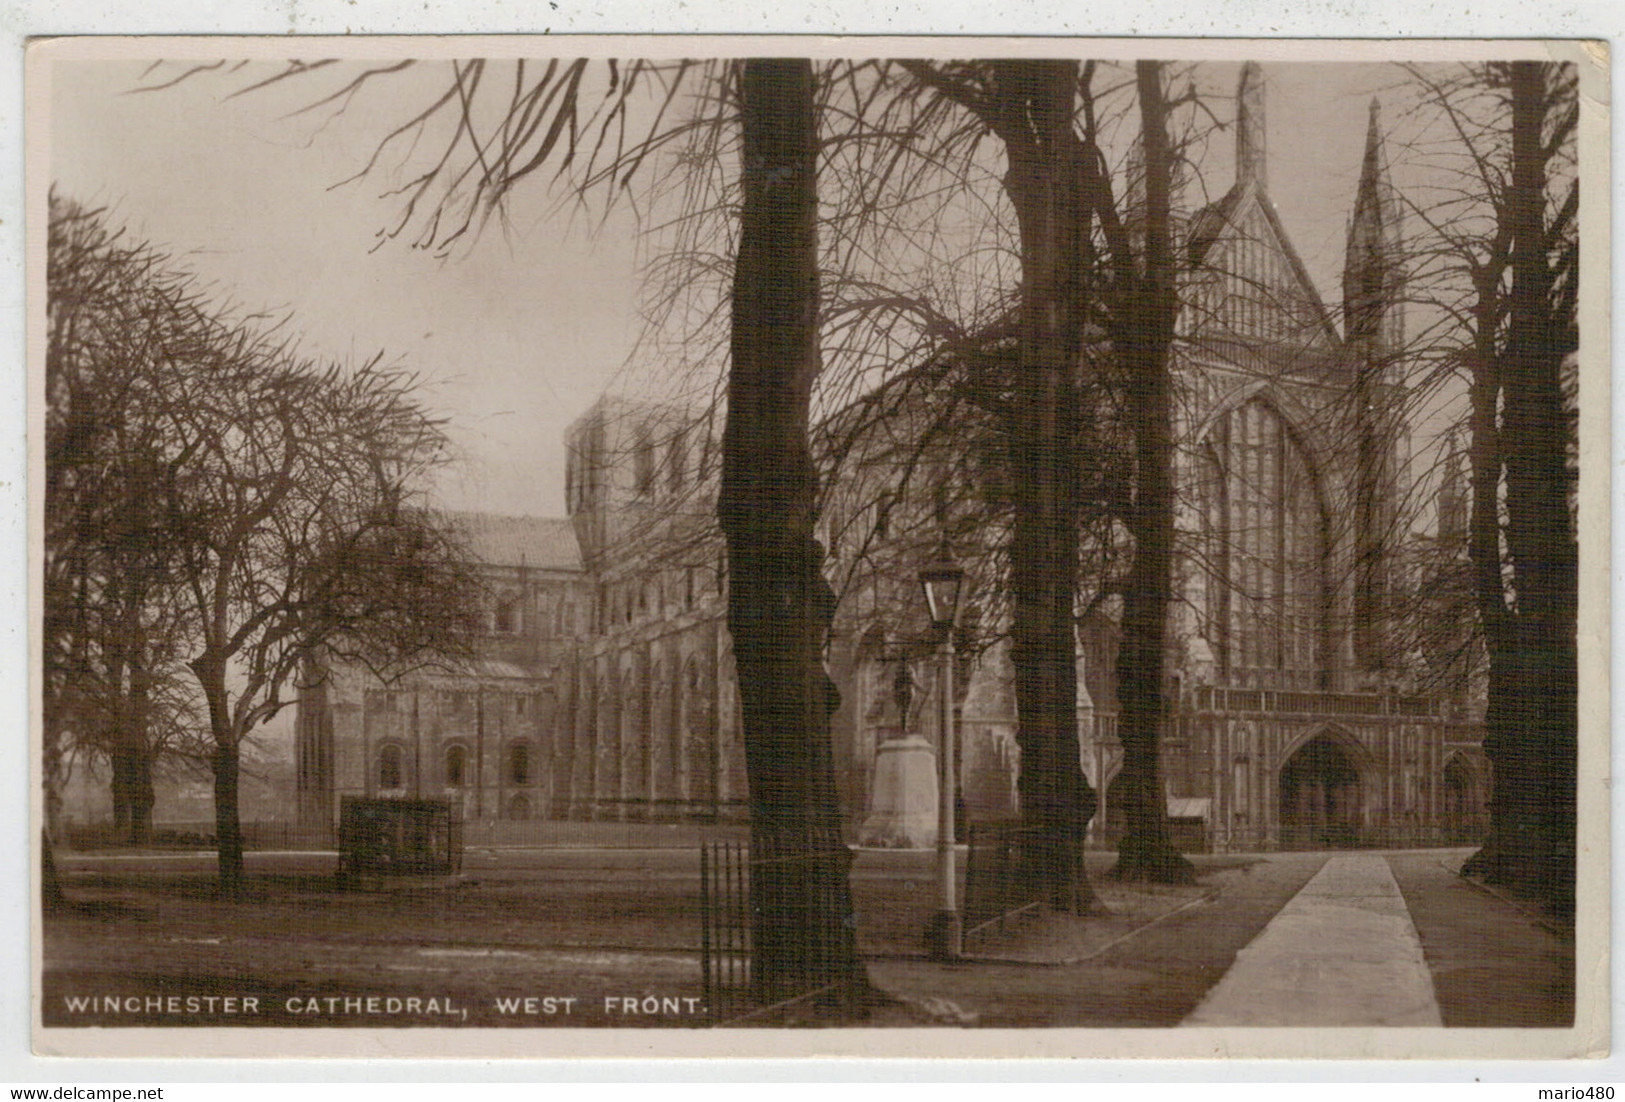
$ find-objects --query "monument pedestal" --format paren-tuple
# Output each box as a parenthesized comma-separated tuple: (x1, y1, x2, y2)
(859, 736, 938, 848)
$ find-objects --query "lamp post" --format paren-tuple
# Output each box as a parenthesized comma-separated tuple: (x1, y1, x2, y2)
(919, 540, 964, 961)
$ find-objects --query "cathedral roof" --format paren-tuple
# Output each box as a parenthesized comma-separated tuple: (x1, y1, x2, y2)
(1183, 63, 1348, 358)
(1186, 181, 1343, 352)
(446, 512, 582, 572)
(465, 657, 539, 680)
(1185, 187, 1244, 266)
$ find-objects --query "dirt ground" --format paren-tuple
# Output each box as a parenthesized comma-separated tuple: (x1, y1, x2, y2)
(1387, 851, 1575, 1027)
(48, 849, 727, 1028)
(870, 852, 1328, 1027)
(41, 847, 1248, 1029)
(47, 846, 1571, 1033)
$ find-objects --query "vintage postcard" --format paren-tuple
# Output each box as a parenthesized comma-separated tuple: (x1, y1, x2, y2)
(27, 36, 1609, 1060)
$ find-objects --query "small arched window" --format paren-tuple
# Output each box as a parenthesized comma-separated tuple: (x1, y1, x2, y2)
(378, 744, 404, 790)
(634, 435, 656, 495)
(444, 744, 467, 787)
(495, 597, 520, 634)
(506, 742, 532, 787)
(668, 429, 686, 492)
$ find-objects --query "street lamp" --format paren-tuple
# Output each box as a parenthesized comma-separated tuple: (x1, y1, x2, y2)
(919, 539, 964, 961)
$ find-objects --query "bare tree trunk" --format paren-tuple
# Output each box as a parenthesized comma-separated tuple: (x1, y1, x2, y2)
(112, 648, 156, 846)
(1499, 61, 1578, 912)
(42, 827, 69, 914)
(213, 743, 244, 896)
(42, 720, 65, 845)
(132, 748, 156, 845)
(104, 576, 158, 846)
(1460, 62, 1577, 916)
(718, 58, 868, 1009)
(112, 749, 140, 842)
(992, 60, 1099, 913)
(1462, 333, 1518, 884)
(106, 605, 134, 841)
(127, 647, 157, 845)
(1111, 63, 1195, 884)
(195, 655, 246, 895)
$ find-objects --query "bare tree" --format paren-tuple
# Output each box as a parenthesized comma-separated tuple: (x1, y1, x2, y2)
(716, 58, 870, 1006)
(171, 345, 482, 894)
(45, 195, 213, 845)
(148, 57, 877, 995)
(868, 59, 1097, 912)
(835, 59, 1220, 893)
(1097, 62, 1197, 883)
(47, 192, 483, 893)
(1407, 61, 1578, 912)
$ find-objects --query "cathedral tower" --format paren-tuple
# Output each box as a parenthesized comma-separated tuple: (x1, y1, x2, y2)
(1344, 98, 1405, 362)
(1235, 61, 1268, 191)
(1343, 99, 1406, 672)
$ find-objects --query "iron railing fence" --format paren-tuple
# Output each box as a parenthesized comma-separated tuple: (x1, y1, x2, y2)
(699, 839, 751, 1023)
(460, 814, 748, 850)
(962, 819, 1047, 944)
(62, 820, 335, 851)
(698, 828, 856, 1025)
(67, 800, 752, 853)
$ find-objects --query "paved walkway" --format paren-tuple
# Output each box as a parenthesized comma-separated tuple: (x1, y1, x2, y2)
(869, 848, 1571, 1028)
(1180, 853, 1441, 1026)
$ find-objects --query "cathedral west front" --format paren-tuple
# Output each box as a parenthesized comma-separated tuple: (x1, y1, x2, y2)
(296, 64, 1489, 853)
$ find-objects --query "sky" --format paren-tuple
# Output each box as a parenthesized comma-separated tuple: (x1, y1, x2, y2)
(48, 55, 1403, 520)
(50, 58, 646, 518)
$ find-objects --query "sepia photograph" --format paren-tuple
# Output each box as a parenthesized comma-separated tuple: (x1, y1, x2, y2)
(27, 37, 1608, 1060)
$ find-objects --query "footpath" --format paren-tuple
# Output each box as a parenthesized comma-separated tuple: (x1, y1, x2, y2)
(869, 848, 1574, 1029)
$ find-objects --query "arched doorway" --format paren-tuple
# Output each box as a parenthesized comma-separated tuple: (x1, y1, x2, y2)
(1278, 735, 1363, 849)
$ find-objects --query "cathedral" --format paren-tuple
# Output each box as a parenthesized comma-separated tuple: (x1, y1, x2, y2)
(296, 64, 1488, 852)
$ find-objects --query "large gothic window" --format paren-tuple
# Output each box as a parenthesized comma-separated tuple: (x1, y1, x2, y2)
(1200, 397, 1325, 683)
